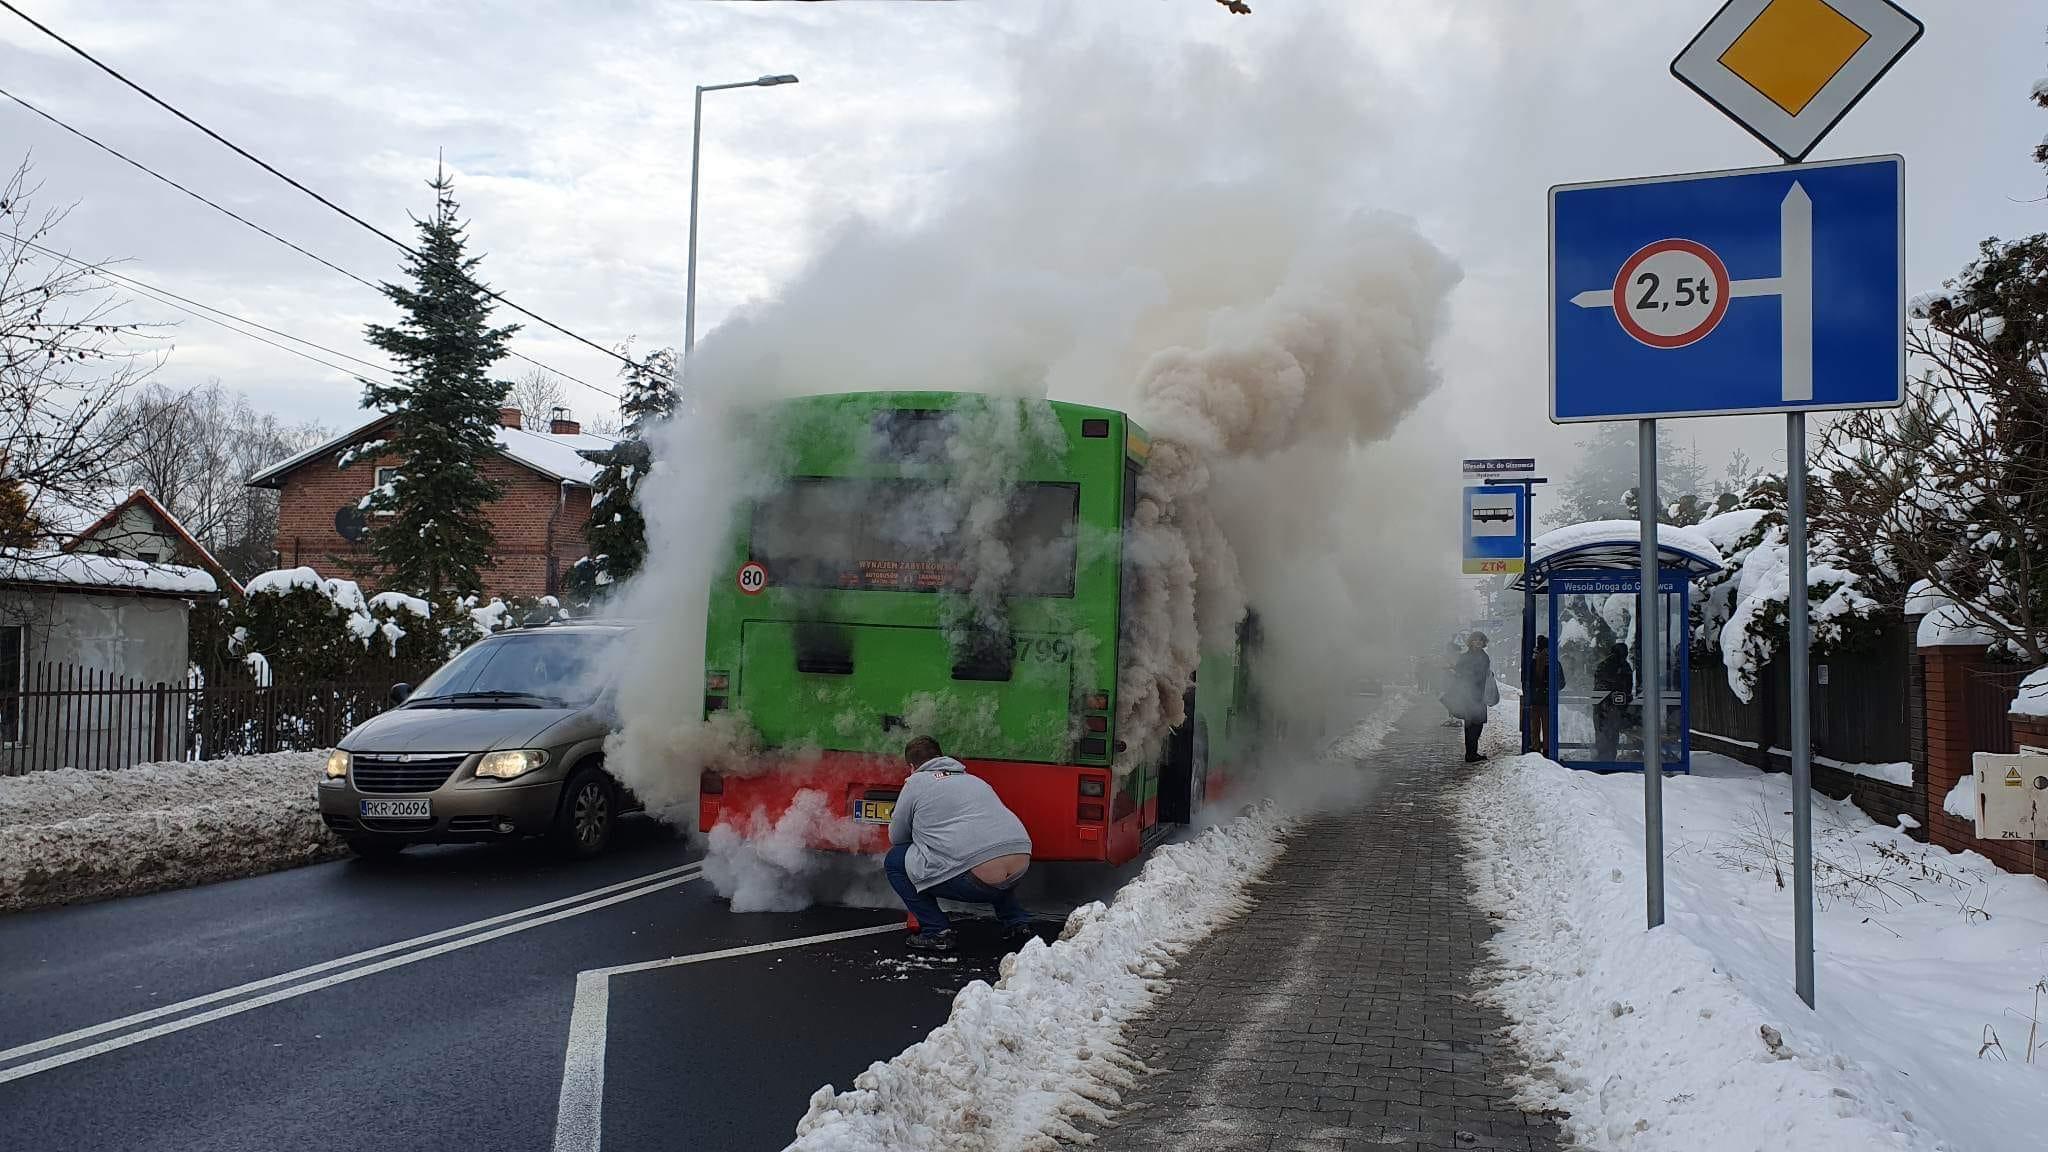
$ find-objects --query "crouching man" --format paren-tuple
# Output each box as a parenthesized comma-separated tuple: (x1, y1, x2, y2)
(884, 736, 1035, 953)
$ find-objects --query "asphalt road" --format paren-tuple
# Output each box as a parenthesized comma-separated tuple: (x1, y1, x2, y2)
(0, 817, 1056, 1151)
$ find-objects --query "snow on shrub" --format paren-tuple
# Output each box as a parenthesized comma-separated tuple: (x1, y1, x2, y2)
(226, 566, 526, 682)
(1691, 482, 1884, 702)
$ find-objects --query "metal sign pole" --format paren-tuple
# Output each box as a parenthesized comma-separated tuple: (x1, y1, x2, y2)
(1638, 418, 1664, 929)
(1787, 411, 1815, 1006)
(1523, 484, 1538, 754)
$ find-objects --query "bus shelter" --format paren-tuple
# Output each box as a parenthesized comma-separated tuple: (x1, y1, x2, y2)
(1512, 521, 1724, 774)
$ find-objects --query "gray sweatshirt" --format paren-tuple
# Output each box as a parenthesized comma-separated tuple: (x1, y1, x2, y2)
(887, 756, 1033, 891)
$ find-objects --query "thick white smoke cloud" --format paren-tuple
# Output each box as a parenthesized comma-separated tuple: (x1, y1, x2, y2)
(605, 14, 1469, 891)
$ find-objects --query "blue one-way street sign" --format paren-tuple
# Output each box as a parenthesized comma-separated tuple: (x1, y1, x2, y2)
(1550, 154, 1903, 423)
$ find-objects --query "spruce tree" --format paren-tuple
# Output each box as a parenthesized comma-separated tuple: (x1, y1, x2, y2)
(361, 169, 518, 594)
(567, 344, 677, 605)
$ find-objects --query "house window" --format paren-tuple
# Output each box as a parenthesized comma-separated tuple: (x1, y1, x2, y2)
(0, 625, 20, 744)
(372, 467, 400, 516)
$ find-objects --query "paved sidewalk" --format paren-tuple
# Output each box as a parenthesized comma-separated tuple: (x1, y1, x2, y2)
(1081, 705, 1563, 1152)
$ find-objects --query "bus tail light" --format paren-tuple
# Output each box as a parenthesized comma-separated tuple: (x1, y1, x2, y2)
(1078, 777, 1105, 797)
(1085, 692, 1109, 711)
(1083, 714, 1107, 733)
(705, 671, 729, 691)
(705, 696, 728, 713)
(700, 771, 724, 795)
(1079, 737, 1108, 759)
(1077, 803, 1105, 822)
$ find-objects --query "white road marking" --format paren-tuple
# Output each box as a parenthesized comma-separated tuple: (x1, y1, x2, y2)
(549, 922, 904, 1152)
(0, 864, 704, 1084)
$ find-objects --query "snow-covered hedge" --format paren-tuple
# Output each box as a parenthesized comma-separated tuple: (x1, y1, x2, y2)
(223, 566, 557, 683)
(1690, 484, 1885, 702)
(0, 752, 341, 912)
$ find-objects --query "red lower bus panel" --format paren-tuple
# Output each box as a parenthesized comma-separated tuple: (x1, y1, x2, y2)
(700, 752, 1140, 865)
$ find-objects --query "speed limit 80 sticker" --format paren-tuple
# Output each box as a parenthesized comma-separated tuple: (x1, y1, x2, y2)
(736, 562, 768, 595)
(1611, 238, 1731, 350)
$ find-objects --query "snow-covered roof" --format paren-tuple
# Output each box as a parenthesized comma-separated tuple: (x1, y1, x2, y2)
(247, 413, 615, 488)
(0, 549, 218, 596)
(1511, 519, 1724, 592)
(493, 424, 613, 484)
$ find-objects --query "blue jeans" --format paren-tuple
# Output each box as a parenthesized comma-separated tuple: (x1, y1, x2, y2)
(884, 843, 1029, 933)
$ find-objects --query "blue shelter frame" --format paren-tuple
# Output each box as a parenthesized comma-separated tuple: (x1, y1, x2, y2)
(1513, 523, 1724, 774)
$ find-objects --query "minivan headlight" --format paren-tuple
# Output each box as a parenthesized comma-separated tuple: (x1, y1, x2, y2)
(324, 750, 351, 782)
(477, 749, 548, 780)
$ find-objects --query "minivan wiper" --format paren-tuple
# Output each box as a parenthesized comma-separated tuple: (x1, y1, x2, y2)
(408, 690, 568, 708)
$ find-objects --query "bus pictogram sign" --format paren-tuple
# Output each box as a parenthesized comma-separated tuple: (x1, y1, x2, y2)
(1610, 239, 1731, 349)
(736, 562, 767, 595)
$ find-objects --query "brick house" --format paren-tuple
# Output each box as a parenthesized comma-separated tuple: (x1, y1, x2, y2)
(247, 407, 614, 599)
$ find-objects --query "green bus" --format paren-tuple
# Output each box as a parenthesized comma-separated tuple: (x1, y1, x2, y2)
(695, 391, 1255, 866)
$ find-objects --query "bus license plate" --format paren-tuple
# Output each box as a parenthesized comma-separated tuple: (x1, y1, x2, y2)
(853, 799, 894, 824)
(360, 798, 432, 820)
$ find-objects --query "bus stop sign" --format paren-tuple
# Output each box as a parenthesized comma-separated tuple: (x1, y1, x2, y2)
(1549, 154, 1903, 423)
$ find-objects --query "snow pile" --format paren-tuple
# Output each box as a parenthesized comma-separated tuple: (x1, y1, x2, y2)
(1944, 773, 1977, 824)
(0, 549, 216, 596)
(786, 801, 1291, 1151)
(2013, 667, 2048, 720)
(1459, 752, 2048, 1151)
(0, 752, 341, 912)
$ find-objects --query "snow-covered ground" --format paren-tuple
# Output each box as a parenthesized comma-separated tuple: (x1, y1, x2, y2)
(0, 752, 340, 913)
(784, 692, 1413, 1151)
(1459, 750, 2048, 1151)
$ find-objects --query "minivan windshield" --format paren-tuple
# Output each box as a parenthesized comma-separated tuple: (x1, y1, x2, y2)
(407, 631, 618, 707)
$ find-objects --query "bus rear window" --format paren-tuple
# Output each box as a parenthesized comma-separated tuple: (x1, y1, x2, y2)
(751, 478, 1078, 597)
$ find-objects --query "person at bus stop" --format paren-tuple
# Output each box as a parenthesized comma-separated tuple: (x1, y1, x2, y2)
(885, 736, 1036, 953)
(1593, 642, 1636, 762)
(1447, 632, 1498, 763)
(1528, 635, 1553, 757)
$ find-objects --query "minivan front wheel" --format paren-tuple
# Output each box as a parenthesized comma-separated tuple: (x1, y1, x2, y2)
(554, 767, 616, 857)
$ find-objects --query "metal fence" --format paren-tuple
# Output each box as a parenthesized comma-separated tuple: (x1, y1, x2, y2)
(1964, 666, 2032, 756)
(1, 661, 416, 776)
(1690, 622, 1914, 768)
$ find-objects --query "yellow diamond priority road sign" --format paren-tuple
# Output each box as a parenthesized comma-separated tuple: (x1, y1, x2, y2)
(1672, 0, 1922, 162)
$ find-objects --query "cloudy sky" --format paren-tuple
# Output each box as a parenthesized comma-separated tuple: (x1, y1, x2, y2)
(2, 0, 2042, 481)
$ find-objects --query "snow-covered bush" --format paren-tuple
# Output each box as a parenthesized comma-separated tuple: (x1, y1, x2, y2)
(223, 566, 529, 683)
(1690, 475, 1886, 701)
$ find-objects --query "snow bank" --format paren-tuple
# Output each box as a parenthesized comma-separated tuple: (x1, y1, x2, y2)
(1943, 774, 1976, 824)
(1460, 752, 2048, 1151)
(0, 752, 341, 912)
(788, 803, 1294, 1151)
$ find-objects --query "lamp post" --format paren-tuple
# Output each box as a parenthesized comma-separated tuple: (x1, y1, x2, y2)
(684, 73, 799, 377)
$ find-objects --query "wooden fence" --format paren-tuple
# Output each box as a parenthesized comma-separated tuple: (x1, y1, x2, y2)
(1, 661, 420, 776)
(1690, 622, 1914, 769)
(1963, 665, 2033, 755)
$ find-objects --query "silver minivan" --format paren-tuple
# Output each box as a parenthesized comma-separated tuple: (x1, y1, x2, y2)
(316, 622, 637, 858)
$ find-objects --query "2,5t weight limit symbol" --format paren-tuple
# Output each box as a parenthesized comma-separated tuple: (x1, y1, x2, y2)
(1611, 239, 1731, 348)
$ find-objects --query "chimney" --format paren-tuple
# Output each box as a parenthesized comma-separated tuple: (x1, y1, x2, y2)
(548, 406, 580, 436)
(498, 406, 523, 430)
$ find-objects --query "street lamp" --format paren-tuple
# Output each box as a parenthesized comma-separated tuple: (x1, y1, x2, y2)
(684, 74, 800, 375)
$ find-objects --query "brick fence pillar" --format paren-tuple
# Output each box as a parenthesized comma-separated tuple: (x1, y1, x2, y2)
(1921, 642, 1989, 856)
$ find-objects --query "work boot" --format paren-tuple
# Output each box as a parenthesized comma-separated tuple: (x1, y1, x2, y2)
(905, 929, 957, 953)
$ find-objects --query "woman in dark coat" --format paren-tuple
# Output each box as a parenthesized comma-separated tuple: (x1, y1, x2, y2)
(1449, 632, 1496, 763)
(1593, 642, 1636, 762)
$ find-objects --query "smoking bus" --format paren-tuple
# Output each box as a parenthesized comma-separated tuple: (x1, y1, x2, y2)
(696, 391, 1254, 866)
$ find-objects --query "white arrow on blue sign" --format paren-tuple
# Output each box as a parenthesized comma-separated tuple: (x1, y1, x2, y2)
(1549, 154, 1903, 423)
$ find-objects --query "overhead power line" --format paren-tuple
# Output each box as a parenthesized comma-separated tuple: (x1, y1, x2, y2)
(0, 84, 622, 402)
(24, 238, 399, 384)
(0, 0, 645, 380)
